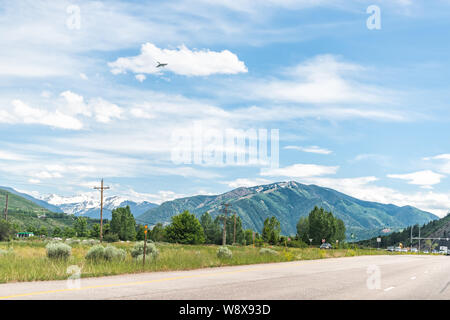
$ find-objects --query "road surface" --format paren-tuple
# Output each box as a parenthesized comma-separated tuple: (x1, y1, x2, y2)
(1, 255, 450, 300)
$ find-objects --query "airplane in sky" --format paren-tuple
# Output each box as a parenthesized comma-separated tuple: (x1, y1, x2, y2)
(156, 61, 168, 68)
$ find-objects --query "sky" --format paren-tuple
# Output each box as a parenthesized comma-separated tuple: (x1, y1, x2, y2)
(1, 0, 450, 216)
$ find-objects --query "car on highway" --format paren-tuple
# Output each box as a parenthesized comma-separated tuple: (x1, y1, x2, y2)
(319, 243, 332, 249)
(432, 250, 438, 254)
(395, 247, 402, 252)
(423, 250, 429, 254)
(401, 248, 408, 253)
(387, 246, 394, 252)
(411, 248, 418, 253)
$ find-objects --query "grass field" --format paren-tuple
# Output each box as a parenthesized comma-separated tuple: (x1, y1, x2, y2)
(0, 240, 413, 284)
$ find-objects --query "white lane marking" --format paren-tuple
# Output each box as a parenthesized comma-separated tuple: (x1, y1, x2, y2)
(410, 276, 416, 280)
(384, 286, 395, 292)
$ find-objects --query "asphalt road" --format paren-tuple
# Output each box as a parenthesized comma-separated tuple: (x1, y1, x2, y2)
(1, 255, 450, 300)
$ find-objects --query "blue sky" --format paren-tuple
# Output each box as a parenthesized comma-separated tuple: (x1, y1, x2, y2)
(1, 0, 450, 216)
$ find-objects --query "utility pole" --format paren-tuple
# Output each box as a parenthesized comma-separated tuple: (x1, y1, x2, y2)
(233, 212, 237, 245)
(410, 225, 413, 252)
(418, 226, 421, 252)
(3, 193, 8, 221)
(221, 203, 231, 246)
(94, 179, 110, 243)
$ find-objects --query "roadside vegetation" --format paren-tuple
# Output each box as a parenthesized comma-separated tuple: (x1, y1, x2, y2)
(0, 205, 425, 284)
(0, 239, 399, 283)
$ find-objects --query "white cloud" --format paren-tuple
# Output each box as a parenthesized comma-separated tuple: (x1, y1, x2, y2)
(9, 99, 84, 130)
(109, 43, 248, 76)
(260, 163, 338, 178)
(60, 91, 92, 117)
(89, 98, 123, 123)
(284, 145, 332, 154)
(135, 74, 146, 82)
(300, 176, 449, 217)
(387, 170, 445, 187)
(423, 154, 450, 174)
(245, 55, 394, 105)
(224, 178, 272, 189)
(0, 151, 26, 161)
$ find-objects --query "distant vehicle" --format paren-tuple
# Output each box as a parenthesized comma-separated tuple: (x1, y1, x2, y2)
(387, 246, 394, 252)
(411, 248, 418, 253)
(320, 243, 332, 249)
(395, 247, 402, 252)
(439, 250, 446, 255)
(432, 250, 438, 254)
(423, 250, 429, 254)
(446, 250, 450, 256)
(401, 248, 408, 253)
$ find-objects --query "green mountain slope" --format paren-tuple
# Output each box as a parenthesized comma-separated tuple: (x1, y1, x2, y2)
(0, 188, 99, 232)
(358, 213, 450, 248)
(138, 181, 438, 241)
(0, 188, 51, 215)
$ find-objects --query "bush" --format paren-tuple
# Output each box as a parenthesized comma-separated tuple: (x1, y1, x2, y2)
(46, 242, 72, 260)
(85, 245, 105, 261)
(287, 240, 308, 248)
(65, 238, 80, 245)
(259, 248, 278, 256)
(104, 245, 126, 261)
(217, 246, 232, 259)
(82, 239, 100, 246)
(104, 233, 119, 243)
(0, 248, 13, 257)
(131, 241, 159, 260)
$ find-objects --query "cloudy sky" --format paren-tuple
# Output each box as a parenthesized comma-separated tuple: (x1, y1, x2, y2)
(1, 0, 450, 216)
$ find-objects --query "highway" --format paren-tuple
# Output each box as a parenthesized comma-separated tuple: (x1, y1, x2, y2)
(1, 255, 450, 300)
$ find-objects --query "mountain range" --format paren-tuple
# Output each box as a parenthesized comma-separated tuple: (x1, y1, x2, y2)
(41, 193, 158, 220)
(137, 181, 438, 240)
(0, 181, 439, 241)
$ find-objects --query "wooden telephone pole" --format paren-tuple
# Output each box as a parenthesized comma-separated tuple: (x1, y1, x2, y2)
(94, 179, 110, 243)
(3, 194, 8, 221)
(233, 212, 237, 245)
(221, 203, 231, 246)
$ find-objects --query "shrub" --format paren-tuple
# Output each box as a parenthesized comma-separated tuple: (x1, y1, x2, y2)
(82, 239, 100, 246)
(46, 242, 72, 260)
(85, 245, 106, 261)
(259, 248, 278, 256)
(131, 241, 159, 260)
(104, 245, 126, 261)
(104, 233, 119, 243)
(65, 238, 80, 245)
(0, 248, 13, 257)
(287, 240, 308, 248)
(217, 246, 232, 259)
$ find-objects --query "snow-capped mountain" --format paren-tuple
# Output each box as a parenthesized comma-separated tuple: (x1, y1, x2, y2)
(42, 193, 158, 219)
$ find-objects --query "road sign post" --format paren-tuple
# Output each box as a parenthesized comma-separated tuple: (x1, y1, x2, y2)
(309, 238, 313, 248)
(377, 237, 381, 250)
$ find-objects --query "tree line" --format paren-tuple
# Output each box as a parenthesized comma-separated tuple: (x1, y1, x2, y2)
(1, 205, 346, 246)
